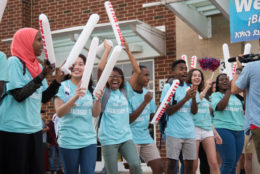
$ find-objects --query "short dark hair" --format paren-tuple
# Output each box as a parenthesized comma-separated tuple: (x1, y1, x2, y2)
(187, 68, 204, 92)
(171, 60, 186, 71)
(106, 66, 125, 89)
(139, 65, 147, 71)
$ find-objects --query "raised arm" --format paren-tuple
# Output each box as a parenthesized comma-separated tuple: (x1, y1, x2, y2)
(123, 42, 141, 88)
(130, 92, 152, 123)
(97, 40, 112, 80)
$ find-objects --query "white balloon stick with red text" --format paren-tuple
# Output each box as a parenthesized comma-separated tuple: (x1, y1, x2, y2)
(80, 37, 99, 89)
(151, 80, 180, 124)
(0, 0, 7, 22)
(190, 56, 197, 69)
(39, 14, 56, 66)
(96, 40, 113, 55)
(181, 54, 189, 69)
(223, 43, 233, 80)
(93, 46, 122, 99)
(61, 14, 100, 74)
(105, 1, 125, 46)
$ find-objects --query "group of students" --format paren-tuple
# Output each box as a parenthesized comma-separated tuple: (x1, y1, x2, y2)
(0, 27, 164, 174)
(0, 27, 254, 174)
(161, 60, 247, 174)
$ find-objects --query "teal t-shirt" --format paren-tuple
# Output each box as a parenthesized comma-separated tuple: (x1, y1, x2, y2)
(160, 82, 200, 139)
(127, 82, 157, 144)
(56, 80, 96, 149)
(0, 51, 8, 82)
(98, 88, 132, 145)
(0, 56, 48, 133)
(0, 51, 8, 98)
(193, 98, 212, 131)
(210, 92, 244, 131)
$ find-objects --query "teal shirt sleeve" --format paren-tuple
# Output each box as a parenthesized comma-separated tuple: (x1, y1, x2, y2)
(0, 52, 8, 82)
(7, 57, 27, 91)
(210, 93, 222, 110)
(56, 83, 66, 102)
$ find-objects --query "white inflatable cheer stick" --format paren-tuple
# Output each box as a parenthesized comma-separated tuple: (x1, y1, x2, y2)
(190, 56, 197, 69)
(223, 43, 233, 80)
(39, 14, 56, 66)
(105, 1, 125, 46)
(61, 14, 100, 74)
(151, 80, 180, 124)
(80, 37, 99, 89)
(0, 0, 7, 22)
(93, 46, 122, 99)
(181, 54, 189, 69)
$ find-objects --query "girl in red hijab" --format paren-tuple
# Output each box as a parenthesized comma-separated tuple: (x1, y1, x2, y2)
(0, 28, 64, 174)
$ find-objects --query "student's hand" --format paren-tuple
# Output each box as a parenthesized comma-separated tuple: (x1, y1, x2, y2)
(43, 60, 55, 76)
(55, 68, 65, 83)
(144, 92, 153, 104)
(104, 39, 112, 50)
(122, 41, 130, 53)
(74, 82, 86, 97)
(191, 85, 197, 99)
(94, 89, 103, 101)
(184, 88, 193, 100)
(236, 55, 243, 69)
(215, 133, 222, 144)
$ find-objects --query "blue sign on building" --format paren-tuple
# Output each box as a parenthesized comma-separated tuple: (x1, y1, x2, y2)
(230, 0, 260, 43)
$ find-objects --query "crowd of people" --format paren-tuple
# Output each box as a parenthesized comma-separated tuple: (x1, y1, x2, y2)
(0, 27, 260, 174)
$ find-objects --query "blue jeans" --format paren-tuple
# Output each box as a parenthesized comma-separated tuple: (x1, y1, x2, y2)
(60, 144, 97, 174)
(216, 128, 244, 174)
(49, 145, 63, 171)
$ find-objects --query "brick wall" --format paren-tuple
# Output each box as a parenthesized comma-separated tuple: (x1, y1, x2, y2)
(1, 0, 176, 165)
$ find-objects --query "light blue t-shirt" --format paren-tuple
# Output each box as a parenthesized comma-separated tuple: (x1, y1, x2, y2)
(0, 51, 8, 98)
(193, 98, 212, 131)
(160, 82, 200, 139)
(127, 82, 157, 144)
(56, 80, 96, 149)
(236, 61, 260, 131)
(210, 92, 244, 131)
(98, 88, 132, 145)
(0, 51, 8, 82)
(0, 56, 48, 134)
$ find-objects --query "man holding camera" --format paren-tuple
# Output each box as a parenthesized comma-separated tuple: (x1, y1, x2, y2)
(231, 41, 260, 164)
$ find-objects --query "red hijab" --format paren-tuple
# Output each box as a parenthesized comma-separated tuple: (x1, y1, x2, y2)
(11, 28, 42, 78)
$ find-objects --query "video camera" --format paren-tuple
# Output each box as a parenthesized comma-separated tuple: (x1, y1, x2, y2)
(228, 54, 260, 63)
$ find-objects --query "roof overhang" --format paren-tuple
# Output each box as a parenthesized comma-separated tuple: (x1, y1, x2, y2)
(2, 19, 166, 66)
(143, 0, 229, 39)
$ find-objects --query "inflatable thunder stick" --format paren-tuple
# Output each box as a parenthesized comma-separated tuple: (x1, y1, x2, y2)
(61, 14, 100, 74)
(0, 0, 7, 22)
(151, 80, 180, 124)
(190, 56, 197, 69)
(181, 54, 189, 69)
(39, 14, 56, 66)
(93, 46, 123, 99)
(80, 37, 99, 89)
(223, 43, 233, 80)
(105, 1, 125, 46)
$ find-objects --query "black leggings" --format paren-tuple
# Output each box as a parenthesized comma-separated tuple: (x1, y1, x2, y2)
(0, 130, 44, 174)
